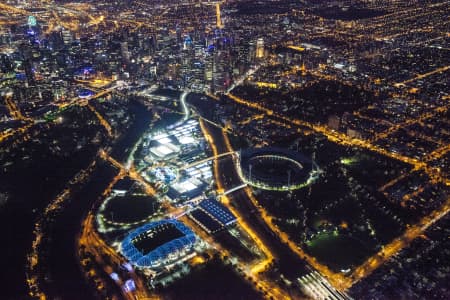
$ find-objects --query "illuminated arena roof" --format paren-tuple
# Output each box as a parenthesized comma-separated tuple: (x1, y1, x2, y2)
(199, 199, 236, 226)
(77, 89, 94, 99)
(121, 219, 196, 268)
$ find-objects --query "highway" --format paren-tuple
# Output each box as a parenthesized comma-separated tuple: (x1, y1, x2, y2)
(0, 3, 29, 15)
(61, 84, 122, 108)
(79, 210, 155, 300)
(394, 65, 450, 87)
(87, 104, 113, 137)
(4, 93, 28, 121)
(227, 64, 262, 94)
(199, 119, 293, 300)
(0, 92, 34, 143)
(0, 122, 34, 144)
(99, 149, 157, 196)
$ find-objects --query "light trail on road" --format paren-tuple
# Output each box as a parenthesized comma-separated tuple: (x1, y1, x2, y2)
(394, 65, 450, 87)
(4, 94, 28, 121)
(180, 91, 190, 121)
(0, 123, 34, 144)
(0, 3, 29, 15)
(87, 104, 113, 137)
(99, 150, 157, 196)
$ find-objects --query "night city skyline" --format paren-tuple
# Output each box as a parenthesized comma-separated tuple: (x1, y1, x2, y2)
(0, 0, 449, 299)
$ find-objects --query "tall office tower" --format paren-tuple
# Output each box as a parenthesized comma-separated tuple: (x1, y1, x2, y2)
(19, 43, 35, 86)
(237, 41, 249, 64)
(256, 38, 265, 59)
(194, 41, 204, 59)
(150, 33, 158, 52)
(49, 31, 65, 51)
(0, 30, 12, 46)
(120, 41, 130, 62)
(204, 51, 214, 89)
(61, 28, 72, 45)
(212, 50, 230, 93)
(0, 54, 13, 73)
(248, 41, 256, 63)
(183, 35, 193, 51)
(213, 51, 225, 92)
(176, 26, 182, 45)
(180, 47, 194, 88)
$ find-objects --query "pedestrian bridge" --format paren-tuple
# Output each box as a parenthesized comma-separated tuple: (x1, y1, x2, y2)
(216, 183, 248, 200)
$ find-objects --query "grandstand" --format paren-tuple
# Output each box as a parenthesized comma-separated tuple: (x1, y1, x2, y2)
(121, 219, 196, 268)
(238, 147, 320, 191)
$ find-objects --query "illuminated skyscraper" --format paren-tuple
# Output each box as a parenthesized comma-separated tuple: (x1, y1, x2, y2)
(121, 42, 130, 62)
(61, 28, 72, 46)
(256, 38, 264, 59)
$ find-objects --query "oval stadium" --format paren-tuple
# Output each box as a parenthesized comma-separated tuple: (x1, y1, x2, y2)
(238, 147, 320, 191)
(121, 219, 196, 268)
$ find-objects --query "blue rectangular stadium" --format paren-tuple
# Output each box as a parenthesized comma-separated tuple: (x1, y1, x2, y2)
(199, 198, 237, 226)
(121, 219, 196, 268)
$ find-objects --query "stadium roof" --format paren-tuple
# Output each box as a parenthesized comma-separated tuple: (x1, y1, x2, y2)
(190, 209, 223, 233)
(199, 198, 237, 226)
(121, 219, 196, 268)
